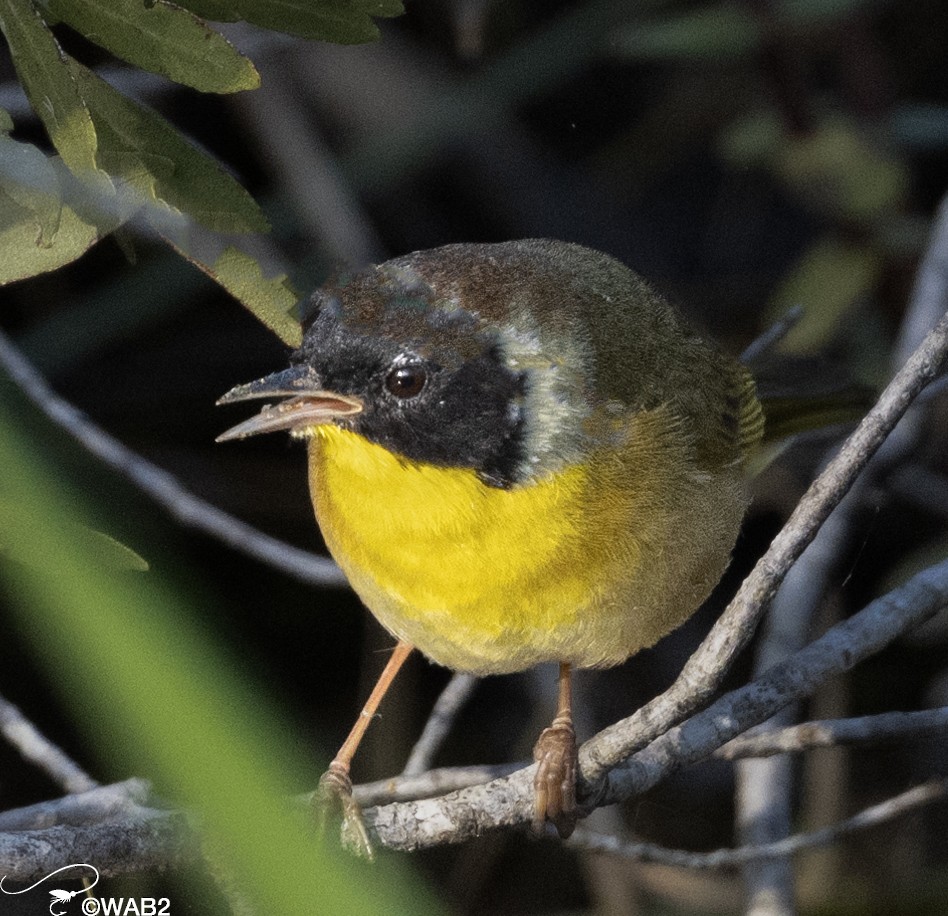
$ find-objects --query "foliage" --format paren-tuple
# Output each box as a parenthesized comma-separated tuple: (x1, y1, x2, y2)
(0, 392, 437, 914)
(0, 0, 402, 343)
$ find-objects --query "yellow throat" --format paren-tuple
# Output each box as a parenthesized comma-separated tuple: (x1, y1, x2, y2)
(307, 418, 746, 675)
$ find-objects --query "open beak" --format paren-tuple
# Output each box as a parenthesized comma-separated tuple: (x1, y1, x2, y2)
(215, 365, 363, 442)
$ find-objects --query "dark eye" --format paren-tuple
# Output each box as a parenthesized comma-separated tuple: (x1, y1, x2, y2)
(385, 363, 427, 399)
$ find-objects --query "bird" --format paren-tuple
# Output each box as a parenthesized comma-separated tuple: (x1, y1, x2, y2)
(216, 238, 765, 853)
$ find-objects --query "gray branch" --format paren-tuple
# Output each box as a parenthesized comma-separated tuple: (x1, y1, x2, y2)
(0, 781, 151, 833)
(0, 695, 98, 796)
(401, 674, 479, 777)
(717, 707, 948, 759)
(365, 557, 948, 850)
(580, 305, 948, 788)
(568, 778, 948, 868)
(0, 812, 194, 882)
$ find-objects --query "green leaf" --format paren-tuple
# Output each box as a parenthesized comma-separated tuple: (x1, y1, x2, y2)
(0, 504, 149, 571)
(617, 6, 760, 61)
(767, 237, 882, 352)
(616, 0, 879, 62)
(0, 106, 13, 133)
(0, 399, 441, 915)
(0, 0, 99, 176)
(0, 133, 63, 246)
(41, 0, 260, 93)
(774, 116, 909, 224)
(68, 58, 268, 234)
(169, 239, 303, 346)
(175, 0, 403, 44)
(0, 141, 116, 283)
(0, 191, 100, 283)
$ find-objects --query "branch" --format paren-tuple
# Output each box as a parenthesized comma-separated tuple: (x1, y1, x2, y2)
(353, 764, 518, 808)
(582, 305, 948, 787)
(0, 694, 98, 795)
(365, 557, 948, 850)
(0, 329, 346, 589)
(401, 674, 478, 777)
(567, 778, 948, 868)
(734, 193, 948, 913)
(350, 705, 948, 806)
(0, 781, 151, 832)
(0, 811, 194, 882)
(717, 707, 948, 759)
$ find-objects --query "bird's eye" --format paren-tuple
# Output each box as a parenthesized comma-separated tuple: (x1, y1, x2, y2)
(385, 363, 427, 399)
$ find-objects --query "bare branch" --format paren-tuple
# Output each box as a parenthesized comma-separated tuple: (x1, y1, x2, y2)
(0, 811, 194, 882)
(365, 557, 948, 850)
(604, 559, 948, 801)
(0, 781, 152, 833)
(0, 694, 98, 796)
(401, 674, 478, 777)
(568, 779, 948, 868)
(733, 192, 948, 913)
(581, 305, 948, 785)
(0, 329, 347, 589)
(354, 704, 948, 806)
(353, 763, 518, 808)
(717, 707, 948, 759)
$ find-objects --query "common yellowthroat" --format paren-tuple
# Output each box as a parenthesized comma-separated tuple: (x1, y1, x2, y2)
(217, 239, 764, 850)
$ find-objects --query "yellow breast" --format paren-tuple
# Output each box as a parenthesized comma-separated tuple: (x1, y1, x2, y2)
(308, 420, 745, 675)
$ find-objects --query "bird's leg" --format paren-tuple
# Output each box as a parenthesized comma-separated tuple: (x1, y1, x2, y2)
(532, 661, 579, 838)
(315, 640, 413, 859)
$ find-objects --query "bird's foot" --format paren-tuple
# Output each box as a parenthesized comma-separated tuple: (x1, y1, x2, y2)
(532, 718, 578, 838)
(314, 762, 374, 860)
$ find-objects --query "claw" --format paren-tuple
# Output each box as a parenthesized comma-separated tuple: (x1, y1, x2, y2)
(314, 763, 375, 860)
(532, 720, 578, 838)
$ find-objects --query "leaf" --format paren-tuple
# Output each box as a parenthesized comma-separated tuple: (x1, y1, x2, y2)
(0, 191, 100, 283)
(0, 133, 63, 245)
(616, 0, 882, 62)
(0, 106, 13, 133)
(68, 58, 269, 234)
(774, 116, 909, 224)
(0, 504, 149, 571)
(617, 5, 759, 61)
(0, 0, 101, 178)
(210, 246, 302, 346)
(767, 237, 882, 352)
(0, 142, 114, 283)
(42, 0, 260, 93)
(175, 0, 404, 44)
(168, 237, 303, 346)
(0, 401, 440, 916)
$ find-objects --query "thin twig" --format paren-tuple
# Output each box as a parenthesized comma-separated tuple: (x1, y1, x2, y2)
(604, 559, 948, 802)
(351, 706, 948, 807)
(568, 778, 948, 868)
(717, 707, 948, 759)
(401, 674, 479, 777)
(0, 329, 347, 589)
(739, 304, 805, 364)
(0, 694, 98, 795)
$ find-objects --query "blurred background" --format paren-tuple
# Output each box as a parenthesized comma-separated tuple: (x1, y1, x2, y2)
(1, 1, 948, 912)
